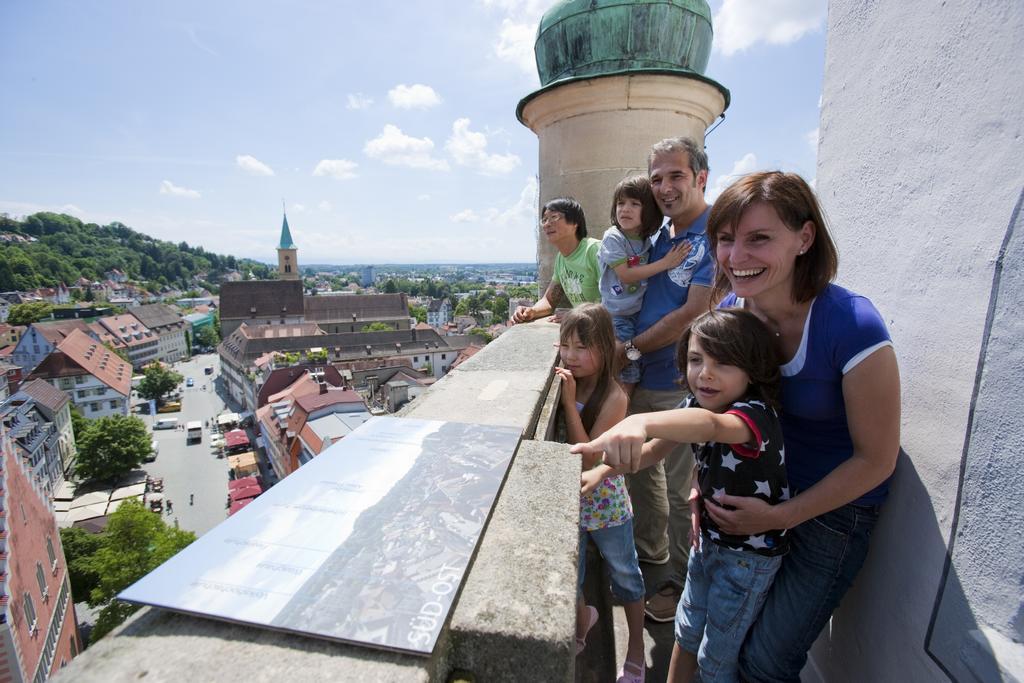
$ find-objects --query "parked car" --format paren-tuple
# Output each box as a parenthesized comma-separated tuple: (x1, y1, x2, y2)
(204, 366, 214, 375)
(154, 418, 178, 430)
(157, 401, 182, 413)
(145, 438, 159, 462)
(186, 377, 194, 387)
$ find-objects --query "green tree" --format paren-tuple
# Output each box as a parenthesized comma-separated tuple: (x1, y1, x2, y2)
(489, 294, 510, 323)
(361, 322, 393, 332)
(137, 362, 183, 403)
(469, 327, 495, 343)
(59, 526, 104, 601)
(184, 328, 192, 356)
(84, 500, 196, 641)
(7, 301, 53, 325)
(75, 415, 152, 483)
(194, 324, 219, 349)
(69, 407, 88, 449)
(408, 304, 427, 324)
(382, 279, 397, 293)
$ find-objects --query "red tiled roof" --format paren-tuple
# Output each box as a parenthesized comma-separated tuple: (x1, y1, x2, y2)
(294, 388, 365, 413)
(32, 319, 92, 345)
(18, 378, 70, 411)
(51, 329, 131, 396)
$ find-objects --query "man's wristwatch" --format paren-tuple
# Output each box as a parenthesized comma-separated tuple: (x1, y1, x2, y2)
(624, 339, 642, 361)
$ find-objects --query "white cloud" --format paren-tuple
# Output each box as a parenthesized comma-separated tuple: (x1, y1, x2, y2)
(363, 124, 450, 171)
(312, 159, 358, 180)
(159, 180, 201, 199)
(450, 209, 479, 223)
(806, 127, 819, 149)
(346, 93, 373, 110)
(478, 0, 546, 76)
(444, 118, 521, 175)
(707, 153, 759, 202)
(236, 154, 274, 176)
(417, 194, 431, 201)
(318, 200, 333, 212)
(495, 20, 537, 75)
(714, 0, 827, 56)
(291, 203, 307, 213)
(387, 84, 442, 110)
(450, 175, 537, 227)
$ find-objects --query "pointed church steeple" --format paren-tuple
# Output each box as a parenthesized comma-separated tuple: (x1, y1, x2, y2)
(276, 207, 299, 280)
(279, 212, 296, 250)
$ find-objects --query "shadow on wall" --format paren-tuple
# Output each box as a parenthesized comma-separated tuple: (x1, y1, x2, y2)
(927, 188, 1024, 681)
(811, 189, 1024, 682)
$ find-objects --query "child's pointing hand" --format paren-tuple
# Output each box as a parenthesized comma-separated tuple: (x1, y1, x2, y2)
(569, 415, 647, 472)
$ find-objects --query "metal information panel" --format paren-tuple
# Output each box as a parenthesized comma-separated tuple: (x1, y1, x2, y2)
(119, 417, 522, 655)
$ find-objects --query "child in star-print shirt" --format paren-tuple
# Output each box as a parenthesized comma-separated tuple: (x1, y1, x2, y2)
(574, 309, 788, 683)
(684, 393, 788, 556)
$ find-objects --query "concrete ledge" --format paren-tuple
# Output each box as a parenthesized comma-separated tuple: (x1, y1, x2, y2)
(54, 607, 436, 682)
(399, 320, 560, 433)
(446, 440, 579, 682)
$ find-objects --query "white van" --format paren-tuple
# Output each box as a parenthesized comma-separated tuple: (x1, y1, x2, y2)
(154, 418, 178, 430)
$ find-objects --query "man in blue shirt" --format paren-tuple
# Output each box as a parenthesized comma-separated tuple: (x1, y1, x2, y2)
(621, 137, 715, 622)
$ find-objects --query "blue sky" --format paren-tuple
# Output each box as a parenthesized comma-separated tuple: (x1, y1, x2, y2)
(0, 0, 827, 265)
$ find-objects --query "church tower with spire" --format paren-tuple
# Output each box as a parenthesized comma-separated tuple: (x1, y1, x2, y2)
(276, 210, 299, 280)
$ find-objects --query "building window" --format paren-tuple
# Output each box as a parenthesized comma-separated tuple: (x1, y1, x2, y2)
(90, 402, 100, 412)
(110, 400, 118, 409)
(47, 536, 57, 570)
(77, 390, 87, 399)
(59, 377, 74, 389)
(36, 563, 48, 600)
(413, 356, 418, 363)
(441, 354, 447, 359)
(75, 375, 85, 385)
(23, 593, 37, 632)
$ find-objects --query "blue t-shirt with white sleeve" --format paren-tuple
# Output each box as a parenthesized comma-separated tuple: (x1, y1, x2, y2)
(635, 209, 715, 391)
(720, 284, 894, 504)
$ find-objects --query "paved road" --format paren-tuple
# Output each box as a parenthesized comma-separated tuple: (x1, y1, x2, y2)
(141, 353, 233, 537)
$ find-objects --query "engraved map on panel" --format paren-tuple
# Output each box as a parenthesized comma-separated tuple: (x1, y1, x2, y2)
(119, 417, 522, 655)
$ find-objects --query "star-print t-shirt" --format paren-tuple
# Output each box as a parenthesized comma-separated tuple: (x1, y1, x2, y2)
(688, 395, 790, 556)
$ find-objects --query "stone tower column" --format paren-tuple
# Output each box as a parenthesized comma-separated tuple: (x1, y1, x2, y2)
(517, 0, 729, 295)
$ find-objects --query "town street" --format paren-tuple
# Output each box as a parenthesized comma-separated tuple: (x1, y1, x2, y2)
(142, 352, 232, 536)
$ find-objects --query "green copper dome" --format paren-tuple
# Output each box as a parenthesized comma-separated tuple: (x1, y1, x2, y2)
(535, 0, 714, 86)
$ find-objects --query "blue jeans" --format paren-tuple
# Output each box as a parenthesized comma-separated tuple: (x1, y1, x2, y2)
(675, 540, 782, 683)
(612, 313, 641, 384)
(578, 519, 646, 602)
(738, 502, 881, 683)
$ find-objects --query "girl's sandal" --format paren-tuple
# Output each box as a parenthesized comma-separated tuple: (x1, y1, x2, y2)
(616, 659, 645, 683)
(575, 606, 599, 655)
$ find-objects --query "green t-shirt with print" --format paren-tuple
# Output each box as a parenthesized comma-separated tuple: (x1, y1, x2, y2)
(553, 238, 601, 307)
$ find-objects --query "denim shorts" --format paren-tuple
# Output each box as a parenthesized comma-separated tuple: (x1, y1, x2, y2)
(612, 313, 640, 384)
(578, 518, 646, 603)
(738, 501, 880, 683)
(675, 540, 782, 683)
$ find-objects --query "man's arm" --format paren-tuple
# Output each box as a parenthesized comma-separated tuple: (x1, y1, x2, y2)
(631, 284, 710, 352)
(512, 281, 564, 323)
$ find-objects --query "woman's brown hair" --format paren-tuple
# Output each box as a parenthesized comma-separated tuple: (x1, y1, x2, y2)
(677, 309, 782, 408)
(706, 171, 838, 304)
(610, 175, 663, 240)
(559, 303, 617, 433)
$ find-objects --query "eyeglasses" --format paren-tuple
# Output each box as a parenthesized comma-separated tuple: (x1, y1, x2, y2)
(540, 212, 564, 226)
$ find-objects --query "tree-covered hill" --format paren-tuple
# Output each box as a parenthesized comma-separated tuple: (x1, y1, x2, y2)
(0, 212, 272, 292)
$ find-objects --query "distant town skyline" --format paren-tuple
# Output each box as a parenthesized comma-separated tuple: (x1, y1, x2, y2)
(0, 0, 827, 264)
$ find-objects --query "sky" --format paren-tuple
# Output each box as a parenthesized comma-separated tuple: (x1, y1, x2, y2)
(0, 0, 827, 265)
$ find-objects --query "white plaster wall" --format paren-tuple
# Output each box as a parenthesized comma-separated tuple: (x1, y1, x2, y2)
(812, 1, 1024, 680)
